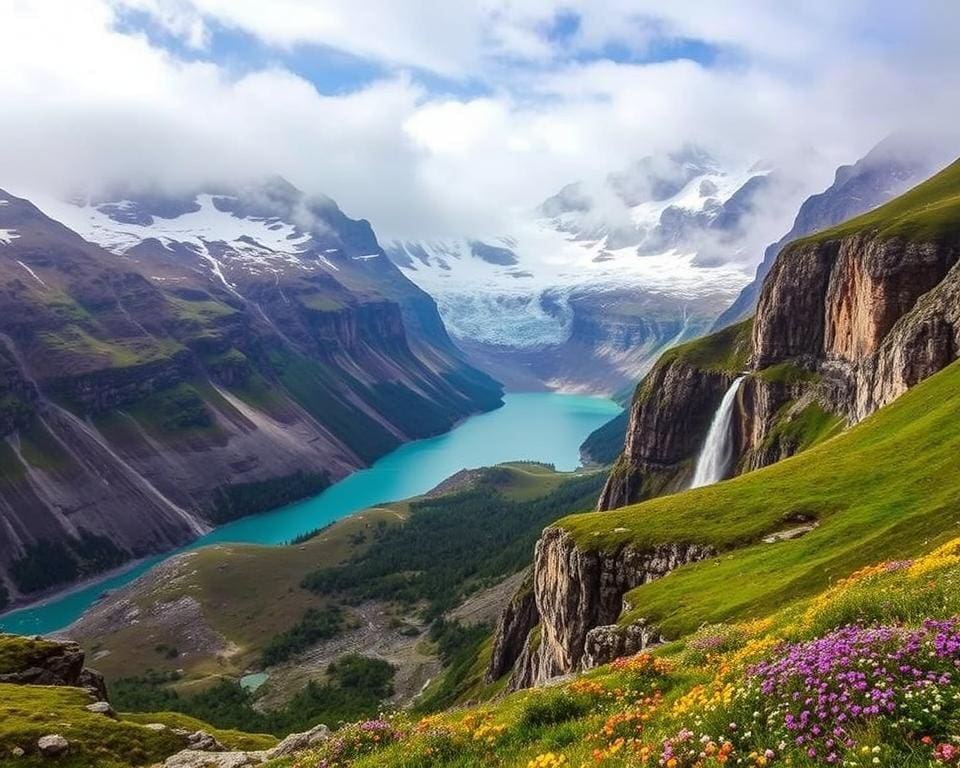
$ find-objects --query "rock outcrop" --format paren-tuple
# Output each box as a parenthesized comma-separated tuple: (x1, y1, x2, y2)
(504, 528, 712, 689)
(582, 620, 658, 669)
(0, 634, 107, 701)
(597, 320, 752, 510)
(163, 723, 331, 768)
(753, 232, 960, 423)
(485, 575, 538, 683)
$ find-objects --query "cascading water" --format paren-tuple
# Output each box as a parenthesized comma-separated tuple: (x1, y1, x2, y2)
(689, 376, 745, 489)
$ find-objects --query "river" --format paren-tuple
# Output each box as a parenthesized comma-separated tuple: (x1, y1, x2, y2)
(0, 392, 621, 636)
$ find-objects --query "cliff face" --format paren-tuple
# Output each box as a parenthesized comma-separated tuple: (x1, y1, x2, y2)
(714, 134, 957, 330)
(754, 234, 960, 422)
(489, 157, 960, 693)
(505, 528, 712, 689)
(603, 158, 960, 515)
(596, 320, 752, 510)
(0, 187, 502, 608)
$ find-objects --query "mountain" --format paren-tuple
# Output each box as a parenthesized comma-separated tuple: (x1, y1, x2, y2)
(385, 146, 800, 393)
(486, 154, 960, 692)
(599, 153, 960, 509)
(6, 156, 960, 768)
(0, 180, 501, 610)
(713, 134, 957, 330)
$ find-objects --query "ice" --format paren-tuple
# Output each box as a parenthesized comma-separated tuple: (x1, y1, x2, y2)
(388, 164, 763, 348)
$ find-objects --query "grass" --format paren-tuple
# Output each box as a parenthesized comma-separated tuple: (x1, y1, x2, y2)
(79, 506, 405, 682)
(486, 462, 572, 502)
(0, 684, 185, 767)
(754, 362, 819, 385)
(166, 295, 237, 323)
(38, 325, 184, 369)
(799, 156, 960, 244)
(119, 711, 276, 751)
(549, 358, 960, 636)
(261, 536, 960, 767)
(757, 401, 844, 458)
(0, 635, 63, 675)
(654, 319, 753, 374)
(300, 295, 347, 312)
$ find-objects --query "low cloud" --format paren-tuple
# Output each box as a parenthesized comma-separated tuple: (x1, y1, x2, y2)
(1, 0, 959, 254)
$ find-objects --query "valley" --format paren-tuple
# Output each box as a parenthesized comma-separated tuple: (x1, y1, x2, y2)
(3, 7, 960, 767)
(0, 392, 619, 634)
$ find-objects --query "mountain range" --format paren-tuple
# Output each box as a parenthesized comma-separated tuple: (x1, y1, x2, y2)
(385, 145, 800, 393)
(4, 145, 960, 768)
(0, 180, 501, 609)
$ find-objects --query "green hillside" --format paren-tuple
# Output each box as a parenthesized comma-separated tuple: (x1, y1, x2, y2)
(558, 356, 960, 636)
(247, 350, 960, 768)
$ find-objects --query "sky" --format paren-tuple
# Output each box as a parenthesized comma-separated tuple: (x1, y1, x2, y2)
(2, 1, 959, 242)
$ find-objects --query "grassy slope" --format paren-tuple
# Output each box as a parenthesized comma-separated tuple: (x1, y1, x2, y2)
(82, 505, 408, 683)
(801, 156, 960, 244)
(277, 535, 960, 768)
(653, 318, 753, 374)
(555, 357, 960, 636)
(80, 463, 592, 686)
(0, 682, 276, 767)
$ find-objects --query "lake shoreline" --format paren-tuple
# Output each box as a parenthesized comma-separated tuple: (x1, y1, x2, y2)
(0, 393, 621, 637)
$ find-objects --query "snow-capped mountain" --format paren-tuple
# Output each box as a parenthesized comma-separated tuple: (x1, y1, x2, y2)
(32, 178, 391, 293)
(386, 146, 795, 392)
(0, 178, 502, 604)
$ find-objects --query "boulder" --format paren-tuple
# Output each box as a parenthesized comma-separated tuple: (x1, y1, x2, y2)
(37, 735, 69, 756)
(187, 731, 225, 752)
(78, 667, 109, 701)
(85, 701, 116, 718)
(268, 723, 330, 758)
(164, 751, 269, 768)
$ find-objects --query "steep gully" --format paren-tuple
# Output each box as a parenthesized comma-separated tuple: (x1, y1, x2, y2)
(490, 173, 960, 689)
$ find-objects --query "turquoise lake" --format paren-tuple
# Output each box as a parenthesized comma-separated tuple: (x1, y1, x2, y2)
(0, 392, 621, 636)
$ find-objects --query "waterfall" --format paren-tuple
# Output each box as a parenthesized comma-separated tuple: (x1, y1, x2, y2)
(690, 376, 744, 489)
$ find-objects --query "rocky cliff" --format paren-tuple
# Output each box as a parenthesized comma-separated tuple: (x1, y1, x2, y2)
(714, 133, 958, 330)
(501, 528, 711, 689)
(596, 320, 752, 510)
(602, 156, 960, 512)
(491, 156, 960, 692)
(753, 231, 960, 422)
(0, 184, 502, 609)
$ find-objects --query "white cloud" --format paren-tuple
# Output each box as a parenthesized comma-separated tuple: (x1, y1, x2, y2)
(0, 0, 958, 246)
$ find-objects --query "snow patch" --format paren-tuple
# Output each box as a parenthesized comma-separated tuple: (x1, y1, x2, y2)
(0, 228, 20, 245)
(28, 193, 324, 278)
